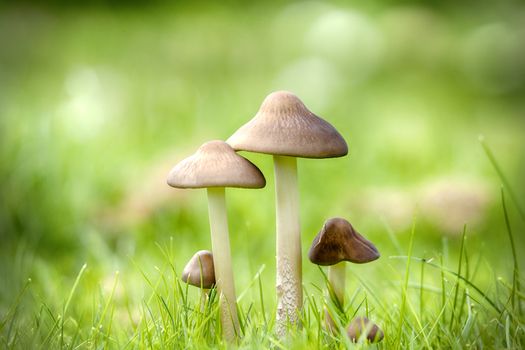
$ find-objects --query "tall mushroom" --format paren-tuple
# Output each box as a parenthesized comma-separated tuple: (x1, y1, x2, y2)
(227, 91, 348, 335)
(167, 140, 266, 342)
(308, 218, 379, 328)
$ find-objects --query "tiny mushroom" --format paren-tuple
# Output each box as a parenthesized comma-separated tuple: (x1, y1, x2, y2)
(227, 91, 348, 336)
(308, 218, 379, 327)
(182, 250, 216, 312)
(182, 250, 216, 289)
(346, 316, 384, 343)
(167, 140, 266, 342)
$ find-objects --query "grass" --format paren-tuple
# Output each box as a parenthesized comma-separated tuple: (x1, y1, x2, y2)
(1, 240, 524, 349)
(1, 179, 524, 348)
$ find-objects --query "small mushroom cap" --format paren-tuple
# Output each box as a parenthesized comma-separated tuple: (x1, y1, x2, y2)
(181, 250, 216, 289)
(346, 316, 384, 343)
(308, 218, 379, 265)
(227, 91, 348, 158)
(167, 140, 266, 189)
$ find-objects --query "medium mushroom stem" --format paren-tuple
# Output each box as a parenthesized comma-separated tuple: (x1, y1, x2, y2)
(273, 155, 302, 336)
(207, 187, 240, 342)
(328, 263, 346, 307)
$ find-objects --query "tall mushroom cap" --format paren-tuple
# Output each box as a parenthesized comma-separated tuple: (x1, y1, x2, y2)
(308, 218, 380, 265)
(182, 250, 216, 289)
(167, 140, 266, 189)
(227, 91, 348, 158)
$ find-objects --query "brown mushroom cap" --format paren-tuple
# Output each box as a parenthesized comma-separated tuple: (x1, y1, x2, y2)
(308, 218, 380, 265)
(227, 91, 348, 158)
(346, 316, 384, 343)
(167, 140, 266, 189)
(181, 250, 216, 289)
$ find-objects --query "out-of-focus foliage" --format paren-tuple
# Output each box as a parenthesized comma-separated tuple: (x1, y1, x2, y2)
(0, 0, 524, 347)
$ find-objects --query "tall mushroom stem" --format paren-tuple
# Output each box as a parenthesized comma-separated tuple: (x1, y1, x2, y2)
(207, 187, 240, 342)
(328, 263, 345, 307)
(273, 155, 302, 336)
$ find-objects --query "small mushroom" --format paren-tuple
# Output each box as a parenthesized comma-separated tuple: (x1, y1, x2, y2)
(167, 140, 265, 342)
(182, 250, 215, 312)
(182, 250, 215, 289)
(308, 218, 379, 329)
(227, 91, 348, 336)
(346, 316, 384, 343)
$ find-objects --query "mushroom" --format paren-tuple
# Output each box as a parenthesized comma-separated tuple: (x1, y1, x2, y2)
(346, 316, 384, 343)
(167, 140, 266, 342)
(182, 250, 216, 289)
(227, 91, 347, 335)
(182, 250, 215, 311)
(308, 218, 379, 329)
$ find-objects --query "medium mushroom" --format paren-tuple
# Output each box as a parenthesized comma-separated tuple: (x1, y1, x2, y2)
(182, 250, 216, 311)
(167, 140, 266, 342)
(308, 218, 379, 328)
(346, 316, 384, 343)
(227, 91, 347, 335)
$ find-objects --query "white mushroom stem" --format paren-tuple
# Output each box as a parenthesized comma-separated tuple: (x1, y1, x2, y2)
(325, 264, 345, 332)
(328, 263, 345, 307)
(207, 187, 240, 342)
(273, 155, 302, 335)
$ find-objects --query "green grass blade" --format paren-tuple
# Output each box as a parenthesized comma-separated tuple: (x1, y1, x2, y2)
(0, 278, 31, 332)
(480, 136, 525, 221)
(450, 225, 467, 328)
(64, 264, 87, 317)
(395, 218, 416, 349)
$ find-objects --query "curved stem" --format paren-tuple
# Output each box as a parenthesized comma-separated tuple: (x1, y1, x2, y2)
(274, 155, 302, 336)
(207, 187, 240, 342)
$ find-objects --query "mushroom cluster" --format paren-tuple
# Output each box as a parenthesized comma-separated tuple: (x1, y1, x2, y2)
(167, 91, 382, 343)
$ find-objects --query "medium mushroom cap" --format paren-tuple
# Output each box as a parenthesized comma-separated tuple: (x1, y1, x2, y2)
(167, 140, 266, 189)
(308, 218, 379, 265)
(346, 316, 384, 343)
(182, 250, 216, 289)
(227, 91, 348, 158)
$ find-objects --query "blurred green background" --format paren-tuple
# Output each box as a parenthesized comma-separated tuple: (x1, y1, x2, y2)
(1, 0, 524, 343)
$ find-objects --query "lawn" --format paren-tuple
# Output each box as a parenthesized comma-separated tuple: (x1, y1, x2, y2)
(1, 1, 524, 348)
